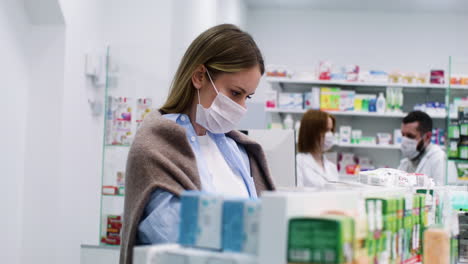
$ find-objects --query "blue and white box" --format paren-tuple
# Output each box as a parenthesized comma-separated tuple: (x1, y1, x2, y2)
(222, 199, 261, 255)
(278, 92, 303, 110)
(179, 191, 223, 250)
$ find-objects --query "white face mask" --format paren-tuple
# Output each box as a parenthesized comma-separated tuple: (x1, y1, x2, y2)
(400, 136, 422, 159)
(195, 70, 247, 134)
(323, 131, 335, 151)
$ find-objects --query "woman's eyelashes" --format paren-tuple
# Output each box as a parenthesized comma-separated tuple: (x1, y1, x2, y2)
(230, 90, 253, 100)
(231, 90, 241, 97)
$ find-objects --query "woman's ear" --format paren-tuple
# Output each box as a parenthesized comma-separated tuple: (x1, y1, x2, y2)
(191, 65, 206, 89)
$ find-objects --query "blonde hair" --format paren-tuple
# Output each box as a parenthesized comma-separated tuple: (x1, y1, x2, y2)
(160, 24, 264, 114)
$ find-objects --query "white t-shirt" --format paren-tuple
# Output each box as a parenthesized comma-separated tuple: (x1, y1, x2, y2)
(296, 152, 339, 188)
(198, 135, 249, 198)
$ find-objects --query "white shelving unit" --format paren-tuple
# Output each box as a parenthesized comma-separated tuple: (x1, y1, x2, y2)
(265, 108, 448, 119)
(266, 77, 468, 90)
(336, 142, 401, 150)
(266, 75, 452, 170)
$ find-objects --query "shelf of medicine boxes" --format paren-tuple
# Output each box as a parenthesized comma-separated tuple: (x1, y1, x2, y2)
(449, 159, 468, 163)
(336, 142, 401, 150)
(102, 194, 125, 197)
(264, 108, 448, 119)
(266, 77, 468, 90)
(338, 142, 445, 151)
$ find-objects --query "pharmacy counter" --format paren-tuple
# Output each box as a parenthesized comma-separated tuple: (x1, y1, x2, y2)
(80, 244, 120, 264)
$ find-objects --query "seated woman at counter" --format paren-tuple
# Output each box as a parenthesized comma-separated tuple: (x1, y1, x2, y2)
(296, 109, 338, 188)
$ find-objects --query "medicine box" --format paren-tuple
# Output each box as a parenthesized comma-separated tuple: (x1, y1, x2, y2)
(287, 216, 355, 264)
(179, 191, 223, 250)
(265, 91, 278, 109)
(339, 91, 355, 112)
(320, 87, 341, 111)
(377, 133, 392, 145)
(340, 126, 352, 144)
(222, 199, 261, 255)
(279, 93, 303, 110)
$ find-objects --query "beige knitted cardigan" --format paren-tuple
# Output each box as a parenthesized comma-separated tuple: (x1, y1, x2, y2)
(119, 111, 275, 264)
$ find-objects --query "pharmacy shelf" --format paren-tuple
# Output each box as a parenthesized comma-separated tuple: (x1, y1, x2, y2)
(266, 77, 468, 90)
(336, 142, 401, 150)
(449, 159, 468, 163)
(337, 143, 445, 151)
(133, 245, 256, 264)
(265, 108, 448, 119)
(102, 194, 125, 197)
(265, 108, 404, 117)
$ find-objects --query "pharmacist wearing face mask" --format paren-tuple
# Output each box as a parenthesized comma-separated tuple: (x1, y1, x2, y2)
(296, 110, 339, 188)
(398, 111, 446, 185)
(119, 24, 275, 264)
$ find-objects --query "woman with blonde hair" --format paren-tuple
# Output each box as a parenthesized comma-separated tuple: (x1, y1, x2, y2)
(120, 24, 275, 264)
(296, 109, 338, 188)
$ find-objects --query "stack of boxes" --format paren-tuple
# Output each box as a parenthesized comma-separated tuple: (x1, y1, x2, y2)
(178, 191, 261, 255)
(284, 190, 447, 264)
(361, 191, 444, 264)
(448, 106, 468, 180)
(102, 171, 125, 196)
(101, 215, 123, 245)
(173, 187, 462, 264)
(265, 88, 383, 113)
(448, 106, 468, 160)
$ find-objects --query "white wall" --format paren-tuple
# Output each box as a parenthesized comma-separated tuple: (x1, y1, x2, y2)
(0, 1, 31, 262)
(0, 1, 65, 264)
(218, 0, 247, 29)
(247, 9, 468, 71)
(246, 8, 468, 102)
(170, 0, 247, 77)
(22, 24, 65, 264)
(56, 1, 175, 263)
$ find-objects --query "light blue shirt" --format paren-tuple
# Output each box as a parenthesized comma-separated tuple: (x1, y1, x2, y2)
(137, 113, 257, 245)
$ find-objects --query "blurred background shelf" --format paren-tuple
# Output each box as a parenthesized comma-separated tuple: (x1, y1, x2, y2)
(266, 77, 468, 90)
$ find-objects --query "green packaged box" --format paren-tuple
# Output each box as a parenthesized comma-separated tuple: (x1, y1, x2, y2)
(448, 139, 459, 159)
(456, 162, 468, 179)
(389, 198, 398, 262)
(287, 216, 355, 264)
(397, 198, 405, 261)
(367, 197, 398, 263)
(459, 141, 468, 160)
(449, 120, 460, 139)
(461, 119, 468, 137)
(413, 195, 423, 255)
(451, 236, 459, 264)
(419, 194, 427, 256)
(403, 194, 414, 261)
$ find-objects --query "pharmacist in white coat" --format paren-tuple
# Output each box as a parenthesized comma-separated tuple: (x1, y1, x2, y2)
(398, 111, 446, 185)
(296, 110, 339, 188)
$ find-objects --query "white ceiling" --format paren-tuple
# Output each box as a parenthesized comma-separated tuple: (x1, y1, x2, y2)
(245, 0, 468, 13)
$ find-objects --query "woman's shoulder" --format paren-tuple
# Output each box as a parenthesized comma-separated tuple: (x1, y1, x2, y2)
(296, 152, 311, 161)
(130, 111, 189, 155)
(226, 130, 257, 146)
(226, 130, 265, 154)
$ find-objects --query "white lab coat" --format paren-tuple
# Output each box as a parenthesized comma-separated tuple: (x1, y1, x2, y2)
(397, 144, 446, 185)
(296, 153, 339, 188)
